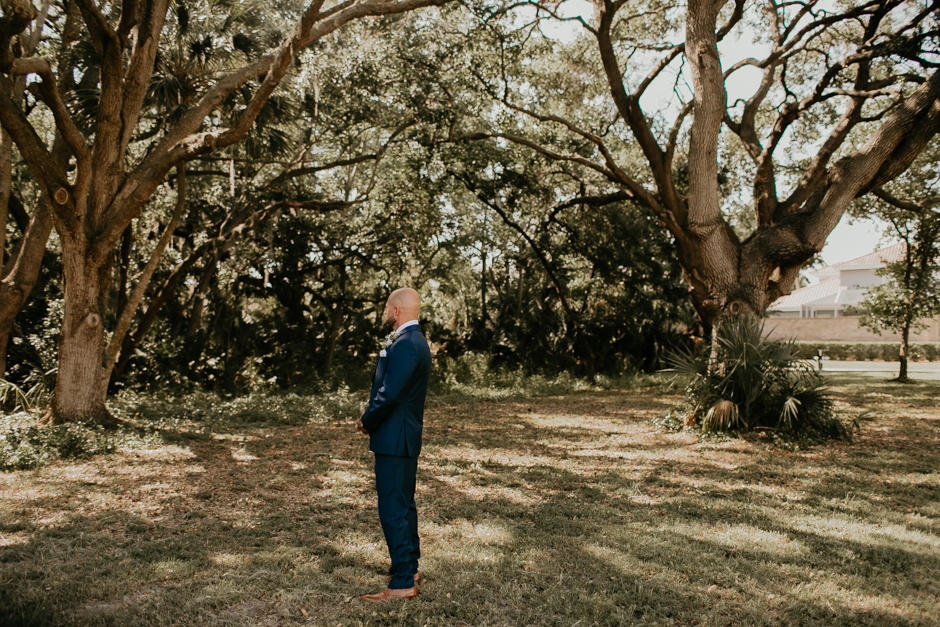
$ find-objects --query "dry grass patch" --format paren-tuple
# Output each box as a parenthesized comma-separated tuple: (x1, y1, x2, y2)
(1, 379, 938, 626)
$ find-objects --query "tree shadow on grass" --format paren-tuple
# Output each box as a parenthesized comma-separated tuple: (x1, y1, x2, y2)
(1, 386, 938, 626)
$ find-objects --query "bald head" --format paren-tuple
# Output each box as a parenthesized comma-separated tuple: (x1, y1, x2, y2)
(384, 288, 421, 330)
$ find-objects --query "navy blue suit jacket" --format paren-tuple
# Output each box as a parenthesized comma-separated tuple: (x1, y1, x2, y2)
(361, 324, 431, 458)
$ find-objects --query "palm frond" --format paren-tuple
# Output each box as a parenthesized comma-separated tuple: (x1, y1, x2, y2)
(703, 399, 741, 432)
(662, 313, 845, 441)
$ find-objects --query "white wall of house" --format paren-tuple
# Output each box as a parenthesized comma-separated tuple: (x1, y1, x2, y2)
(840, 268, 883, 288)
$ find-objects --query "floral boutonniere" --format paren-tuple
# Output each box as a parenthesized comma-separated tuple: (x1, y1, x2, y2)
(380, 329, 402, 350)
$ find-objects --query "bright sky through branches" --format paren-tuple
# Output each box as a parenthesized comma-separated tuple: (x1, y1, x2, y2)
(533, 0, 887, 267)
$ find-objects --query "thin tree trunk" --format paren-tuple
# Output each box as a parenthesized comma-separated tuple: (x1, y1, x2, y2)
(323, 267, 347, 376)
(187, 260, 217, 337)
(516, 260, 526, 313)
(898, 322, 910, 382)
(101, 163, 187, 387)
(117, 225, 133, 316)
(0, 0, 55, 380)
(0, 202, 55, 381)
(1, 130, 11, 266)
(324, 303, 342, 376)
(480, 244, 488, 335)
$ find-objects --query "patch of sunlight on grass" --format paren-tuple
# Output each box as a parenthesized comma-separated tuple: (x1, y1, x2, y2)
(445, 475, 540, 504)
(232, 447, 259, 462)
(697, 523, 808, 557)
(803, 579, 925, 618)
(134, 445, 195, 460)
(871, 524, 940, 549)
(779, 510, 938, 548)
(583, 542, 648, 574)
(152, 559, 195, 579)
(212, 433, 258, 442)
(522, 414, 627, 431)
(211, 552, 248, 567)
(569, 449, 644, 459)
(894, 471, 940, 486)
(629, 493, 666, 506)
(0, 532, 29, 547)
(325, 469, 364, 483)
(445, 519, 514, 544)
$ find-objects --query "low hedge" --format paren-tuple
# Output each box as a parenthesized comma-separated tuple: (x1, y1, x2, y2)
(792, 342, 940, 362)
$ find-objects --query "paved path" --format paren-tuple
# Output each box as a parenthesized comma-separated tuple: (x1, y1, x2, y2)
(815, 359, 940, 380)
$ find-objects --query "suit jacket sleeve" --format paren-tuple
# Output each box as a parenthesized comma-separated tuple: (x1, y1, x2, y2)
(361, 341, 419, 434)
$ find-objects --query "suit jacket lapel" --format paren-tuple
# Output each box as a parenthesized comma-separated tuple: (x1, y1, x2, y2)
(372, 325, 419, 393)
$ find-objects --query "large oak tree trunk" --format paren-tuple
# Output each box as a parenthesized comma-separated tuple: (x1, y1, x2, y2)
(47, 240, 112, 423)
(684, 0, 738, 323)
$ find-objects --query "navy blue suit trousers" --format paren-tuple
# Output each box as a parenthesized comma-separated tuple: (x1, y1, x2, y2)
(375, 454, 420, 588)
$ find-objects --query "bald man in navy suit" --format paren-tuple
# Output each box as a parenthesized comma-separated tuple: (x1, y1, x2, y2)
(356, 288, 431, 602)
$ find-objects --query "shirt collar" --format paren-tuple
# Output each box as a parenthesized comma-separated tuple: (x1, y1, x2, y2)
(396, 319, 420, 332)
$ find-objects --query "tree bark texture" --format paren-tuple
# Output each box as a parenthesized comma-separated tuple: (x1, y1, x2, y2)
(47, 237, 112, 424)
(685, 0, 737, 319)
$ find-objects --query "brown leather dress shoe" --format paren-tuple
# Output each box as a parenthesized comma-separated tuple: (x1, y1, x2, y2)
(361, 587, 417, 602)
(386, 573, 421, 584)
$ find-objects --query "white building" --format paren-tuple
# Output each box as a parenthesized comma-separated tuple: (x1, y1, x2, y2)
(764, 243, 940, 342)
(768, 243, 905, 318)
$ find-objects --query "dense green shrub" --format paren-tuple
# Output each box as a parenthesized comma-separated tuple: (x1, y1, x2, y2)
(120, 388, 363, 426)
(0, 422, 119, 471)
(430, 352, 666, 399)
(666, 316, 850, 443)
(0, 368, 55, 413)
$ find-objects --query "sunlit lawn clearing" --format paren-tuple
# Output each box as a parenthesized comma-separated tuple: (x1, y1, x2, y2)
(1, 376, 938, 626)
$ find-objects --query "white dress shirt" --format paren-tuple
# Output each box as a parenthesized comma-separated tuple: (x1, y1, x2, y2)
(396, 319, 420, 332)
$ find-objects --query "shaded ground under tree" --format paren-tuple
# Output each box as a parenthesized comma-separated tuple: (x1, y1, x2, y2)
(0, 377, 938, 626)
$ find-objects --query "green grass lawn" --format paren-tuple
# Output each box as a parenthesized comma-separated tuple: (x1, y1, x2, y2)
(1, 376, 938, 626)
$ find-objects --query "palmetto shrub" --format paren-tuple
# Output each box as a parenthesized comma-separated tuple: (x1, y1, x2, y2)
(666, 315, 849, 441)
